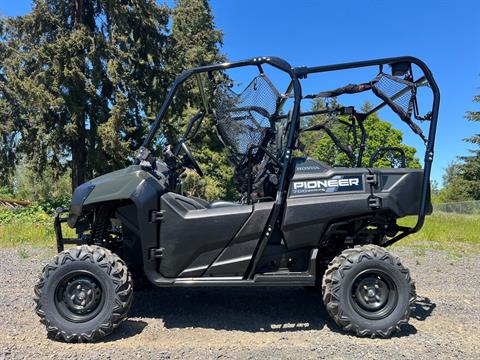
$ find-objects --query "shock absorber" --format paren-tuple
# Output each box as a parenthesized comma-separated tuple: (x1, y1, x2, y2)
(90, 205, 112, 245)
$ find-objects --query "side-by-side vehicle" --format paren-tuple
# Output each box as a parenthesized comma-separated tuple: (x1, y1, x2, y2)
(34, 56, 440, 342)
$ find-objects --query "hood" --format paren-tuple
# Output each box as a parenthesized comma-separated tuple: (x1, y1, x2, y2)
(67, 165, 149, 227)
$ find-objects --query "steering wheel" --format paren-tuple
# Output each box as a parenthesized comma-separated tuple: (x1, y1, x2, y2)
(181, 142, 204, 177)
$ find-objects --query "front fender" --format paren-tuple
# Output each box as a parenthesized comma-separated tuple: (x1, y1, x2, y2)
(67, 165, 151, 227)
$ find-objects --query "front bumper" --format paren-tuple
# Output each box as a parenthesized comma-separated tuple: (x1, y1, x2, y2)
(54, 209, 87, 253)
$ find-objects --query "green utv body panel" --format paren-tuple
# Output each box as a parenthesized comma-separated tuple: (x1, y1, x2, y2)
(67, 165, 153, 228)
(84, 165, 150, 205)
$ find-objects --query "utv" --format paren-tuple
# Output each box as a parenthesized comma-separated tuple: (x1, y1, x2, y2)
(34, 56, 440, 342)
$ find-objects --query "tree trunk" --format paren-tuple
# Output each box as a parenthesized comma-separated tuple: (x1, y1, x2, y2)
(71, 137, 87, 190)
(71, 0, 87, 190)
(75, 0, 84, 24)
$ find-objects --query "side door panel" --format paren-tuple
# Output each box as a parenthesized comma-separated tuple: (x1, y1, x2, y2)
(204, 202, 274, 277)
(159, 193, 252, 278)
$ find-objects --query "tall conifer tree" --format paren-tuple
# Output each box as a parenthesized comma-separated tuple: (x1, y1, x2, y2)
(0, 0, 171, 189)
(460, 81, 480, 199)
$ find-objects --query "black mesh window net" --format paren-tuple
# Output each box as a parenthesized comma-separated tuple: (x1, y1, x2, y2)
(304, 72, 425, 141)
(214, 74, 280, 163)
(371, 73, 425, 140)
(372, 74, 415, 121)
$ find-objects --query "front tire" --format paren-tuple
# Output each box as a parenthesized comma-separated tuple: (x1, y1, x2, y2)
(34, 245, 133, 342)
(322, 245, 415, 337)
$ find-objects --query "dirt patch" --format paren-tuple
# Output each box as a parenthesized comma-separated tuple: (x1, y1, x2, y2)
(0, 247, 478, 359)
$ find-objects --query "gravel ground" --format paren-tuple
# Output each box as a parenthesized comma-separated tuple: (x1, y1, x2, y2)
(0, 246, 479, 360)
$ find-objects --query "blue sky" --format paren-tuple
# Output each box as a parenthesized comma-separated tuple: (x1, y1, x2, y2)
(2, 0, 479, 184)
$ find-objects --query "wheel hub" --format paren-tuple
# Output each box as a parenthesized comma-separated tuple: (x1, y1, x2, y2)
(354, 276, 389, 311)
(350, 269, 398, 319)
(55, 272, 104, 322)
(65, 279, 100, 312)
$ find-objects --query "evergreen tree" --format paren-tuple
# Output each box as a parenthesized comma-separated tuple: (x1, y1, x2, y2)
(0, 22, 15, 188)
(0, 0, 229, 201)
(165, 0, 237, 201)
(437, 162, 470, 202)
(169, 0, 223, 74)
(459, 82, 480, 199)
(0, 0, 171, 189)
(431, 81, 480, 203)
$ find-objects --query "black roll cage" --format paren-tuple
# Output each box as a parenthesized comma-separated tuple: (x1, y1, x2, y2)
(135, 55, 440, 278)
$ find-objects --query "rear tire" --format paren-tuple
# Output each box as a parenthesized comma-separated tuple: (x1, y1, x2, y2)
(34, 245, 133, 342)
(322, 245, 415, 337)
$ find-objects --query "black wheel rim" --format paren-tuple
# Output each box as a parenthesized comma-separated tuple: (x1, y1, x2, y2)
(54, 271, 104, 323)
(350, 269, 398, 320)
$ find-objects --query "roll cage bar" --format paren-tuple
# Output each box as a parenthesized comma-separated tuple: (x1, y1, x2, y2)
(135, 55, 440, 278)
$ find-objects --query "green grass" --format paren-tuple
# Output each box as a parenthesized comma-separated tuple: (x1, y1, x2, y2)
(17, 248, 30, 259)
(394, 212, 480, 255)
(0, 207, 75, 248)
(0, 219, 75, 248)
(0, 206, 478, 254)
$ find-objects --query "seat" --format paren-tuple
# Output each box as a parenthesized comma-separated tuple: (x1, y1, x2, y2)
(209, 200, 240, 208)
(188, 196, 239, 209)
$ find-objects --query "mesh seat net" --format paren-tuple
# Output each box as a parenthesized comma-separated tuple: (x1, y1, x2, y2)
(214, 74, 280, 163)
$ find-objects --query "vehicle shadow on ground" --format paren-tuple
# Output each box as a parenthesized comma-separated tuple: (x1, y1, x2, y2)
(101, 319, 148, 342)
(129, 286, 330, 333)
(112, 287, 436, 340)
(411, 296, 436, 321)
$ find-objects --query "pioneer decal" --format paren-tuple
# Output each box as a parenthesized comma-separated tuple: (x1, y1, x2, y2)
(290, 175, 363, 196)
